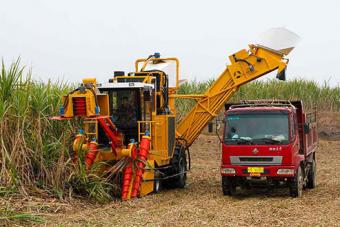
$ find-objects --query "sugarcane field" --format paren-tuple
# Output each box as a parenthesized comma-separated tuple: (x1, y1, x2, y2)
(1, 1, 340, 226)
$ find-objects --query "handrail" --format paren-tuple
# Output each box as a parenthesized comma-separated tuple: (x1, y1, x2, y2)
(137, 121, 156, 148)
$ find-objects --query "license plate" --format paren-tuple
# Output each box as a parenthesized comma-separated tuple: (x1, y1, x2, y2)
(247, 167, 264, 173)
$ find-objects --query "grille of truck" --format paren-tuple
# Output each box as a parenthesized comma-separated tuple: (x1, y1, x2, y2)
(239, 157, 273, 162)
(230, 156, 282, 166)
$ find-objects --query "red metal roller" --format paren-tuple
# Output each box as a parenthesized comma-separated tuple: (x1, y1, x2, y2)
(121, 143, 137, 200)
(85, 141, 98, 171)
(121, 162, 133, 201)
(130, 136, 151, 198)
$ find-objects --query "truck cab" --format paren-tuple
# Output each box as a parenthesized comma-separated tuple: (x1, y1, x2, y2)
(221, 100, 317, 197)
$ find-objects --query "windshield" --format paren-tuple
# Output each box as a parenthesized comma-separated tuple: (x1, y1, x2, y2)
(109, 89, 140, 129)
(224, 113, 289, 145)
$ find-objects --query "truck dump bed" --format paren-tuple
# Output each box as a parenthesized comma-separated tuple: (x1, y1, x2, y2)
(292, 101, 318, 157)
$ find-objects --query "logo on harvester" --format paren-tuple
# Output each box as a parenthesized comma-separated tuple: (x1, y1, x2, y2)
(252, 148, 259, 155)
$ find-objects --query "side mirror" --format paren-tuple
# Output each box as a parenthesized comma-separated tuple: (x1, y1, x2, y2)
(304, 123, 310, 134)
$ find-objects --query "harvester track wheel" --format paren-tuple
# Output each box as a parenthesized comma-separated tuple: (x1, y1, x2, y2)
(306, 157, 316, 189)
(222, 176, 236, 196)
(290, 166, 303, 197)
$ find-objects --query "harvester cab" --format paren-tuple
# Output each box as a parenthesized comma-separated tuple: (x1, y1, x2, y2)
(98, 55, 180, 153)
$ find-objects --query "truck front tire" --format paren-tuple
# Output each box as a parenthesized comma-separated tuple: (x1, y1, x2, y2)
(290, 166, 303, 197)
(222, 176, 236, 196)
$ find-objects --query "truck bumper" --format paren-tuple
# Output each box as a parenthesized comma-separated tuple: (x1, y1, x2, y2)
(220, 165, 296, 177)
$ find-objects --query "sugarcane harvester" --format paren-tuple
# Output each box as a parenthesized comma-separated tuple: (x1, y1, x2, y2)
(54, 35, 295, 200)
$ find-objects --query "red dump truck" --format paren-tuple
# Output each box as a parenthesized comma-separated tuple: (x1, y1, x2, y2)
(220, 100, 318, 197)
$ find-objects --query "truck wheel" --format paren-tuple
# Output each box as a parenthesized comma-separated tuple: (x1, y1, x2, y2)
(306, 158, 316, 189)
(290, 166, 303, 198)
(222, 176, 236, 196)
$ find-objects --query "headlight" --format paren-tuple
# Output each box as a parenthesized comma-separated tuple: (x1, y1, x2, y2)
(277, 169, 294, 175)
(221, 168, 236, 174)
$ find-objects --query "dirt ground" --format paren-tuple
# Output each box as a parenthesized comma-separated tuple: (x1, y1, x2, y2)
(2, 112, 340, 226)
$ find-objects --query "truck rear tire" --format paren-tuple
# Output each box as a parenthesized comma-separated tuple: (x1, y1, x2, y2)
(290, 166, 303, 198)
(306, 158, 316, 189)
(222, 176, 236, 196)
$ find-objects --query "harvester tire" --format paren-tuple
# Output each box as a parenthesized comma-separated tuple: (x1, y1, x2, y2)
(175, 151, 187, 188)
(290, 166, 303, 197)
(222, 176, 236, 196)
(163, 145, 187, 189)
(306, 157, 316, 189)
(154, 170, 161, 193)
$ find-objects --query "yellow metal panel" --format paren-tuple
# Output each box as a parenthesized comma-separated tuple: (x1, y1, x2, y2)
(62, 90, 99, 118)
(166, 115, 176, 158)
(97, 94, 109, 116)
(63, 95, 73, 118)
(82, 78, 97, 86)
(151, 115, 167, 160)
(96, 148, 116, 162)
(85, 94, 96, 116)
(140, 160, 154, 197)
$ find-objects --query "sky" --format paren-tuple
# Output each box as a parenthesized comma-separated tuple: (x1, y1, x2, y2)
(1, 0, 340, 86)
